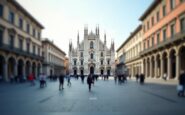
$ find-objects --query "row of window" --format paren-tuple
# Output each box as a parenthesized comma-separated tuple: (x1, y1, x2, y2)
(0, 29, 41, 56)
(144, 17, 185, 49)
(48, 53, 64, 65)
(125, 32, 142, 50)
(80, 52, 104, 58)
(73, 59, 110, 66)
(143, 0, 184, 32)
(125, 42, 142, 61)
(48, 44, 65, 57)
(0, 4, 41, 40)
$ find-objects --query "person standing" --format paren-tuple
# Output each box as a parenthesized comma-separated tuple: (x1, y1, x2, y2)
(59, 72, 65, 90)
(87, 74, 93, 92)
(163, 73, 167, 81)
(178, 71, 185, 97)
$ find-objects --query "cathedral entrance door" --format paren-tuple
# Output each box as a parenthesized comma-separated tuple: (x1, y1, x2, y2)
(90, 66, 94, 75)
(81, 70, 84, 75)
(107, 70, 110, 76)
(74, 69, 77, 75)
(101, 70, 104, 75)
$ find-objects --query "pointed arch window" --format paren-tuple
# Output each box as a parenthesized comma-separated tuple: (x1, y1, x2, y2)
(90, 41, 94, 49)
(101, 52, 103, 57)
(80, 52, 83, 57)
(91, 53, 93, 59)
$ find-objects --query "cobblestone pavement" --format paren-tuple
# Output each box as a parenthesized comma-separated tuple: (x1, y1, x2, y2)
(0, 77, 184, 115)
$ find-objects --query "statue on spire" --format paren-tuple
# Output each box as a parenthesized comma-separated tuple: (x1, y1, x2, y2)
(77, 31, 79, 45)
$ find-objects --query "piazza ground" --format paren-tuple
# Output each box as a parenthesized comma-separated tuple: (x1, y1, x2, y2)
(0, 78, 185, 115)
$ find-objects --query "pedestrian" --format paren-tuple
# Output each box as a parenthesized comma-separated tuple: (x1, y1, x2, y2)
(140, 73, 145, 84)
(39, 73, 46, 88)
(28, 73, 35, 86)
(178, 70, 185, 97)
(136, 74, 139, 82)
(87, 74, 93, 92)
(67, 74, 71, 87)
(59, 72, 65, 90)
(163, 73, 167, 81)
(114, 75, 117, 84)
(0, 74, 3, 82)
(10, 73, 14, 83)
(81, 74, 85, 83)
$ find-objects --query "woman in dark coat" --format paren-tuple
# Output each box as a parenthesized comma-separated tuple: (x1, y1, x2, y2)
(87, 74, 93, 91)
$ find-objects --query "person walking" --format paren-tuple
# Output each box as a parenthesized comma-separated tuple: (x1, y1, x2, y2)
(114, 75, 117, 84)
(28, 73, 35, 86)
(136, 74, 139, 82)
(81, 74, 85, 84)
(59, 72, 65, 90)
(0, 74, 3, 82)
(178, 70, 185, 97)
(87, 74, 93, 92)
(140, 73, 145, 84)
(67, 74, 71, 87)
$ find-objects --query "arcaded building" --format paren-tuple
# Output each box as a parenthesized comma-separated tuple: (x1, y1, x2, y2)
(117, 25, 143, 77)
(140, 0, 185, 79)
(69, 26, 115, 76)
(0, 0, 44, 81)
(42, 39, 66, 76)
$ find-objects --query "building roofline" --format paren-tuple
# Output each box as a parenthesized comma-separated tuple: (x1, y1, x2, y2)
(116, 25, 142, 52)
(139, 0, 162, 21)
(42, 38, 66, 56)
(9, 0, 44, 29)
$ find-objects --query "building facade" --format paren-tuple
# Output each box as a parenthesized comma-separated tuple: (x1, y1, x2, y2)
(64, 57, 69, 75)
(0, 0, 44, 81)
(117, 25, 143, 77)
(116, 43, 126, 75)
(42, 39, 66, 76)
(69, 26, 115, 76)
(140, 0, 185, 79)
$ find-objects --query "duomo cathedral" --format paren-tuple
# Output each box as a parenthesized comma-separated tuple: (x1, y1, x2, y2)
(68, 26, 115, 75)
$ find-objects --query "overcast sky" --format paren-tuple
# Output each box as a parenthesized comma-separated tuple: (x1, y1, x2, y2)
(17, 0, 153, 56)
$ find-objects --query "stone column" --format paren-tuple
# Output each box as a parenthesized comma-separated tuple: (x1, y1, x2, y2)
(176, 53, 180, 79)
(29, 65, 32, 74)
(22, 64, 26, 79)
(131, 65, 133, 77)
(154, 55, 157, 78)
(141, 60, 144, 74)
(35, 66, 38, 78)
(150, 57, 153, 78)
(4, 62, 8, 81)
(160, 56, 164, 78)
(14, 62, 18, 77)
(167, 55, 171, 79)
(145, 58, 148, 77)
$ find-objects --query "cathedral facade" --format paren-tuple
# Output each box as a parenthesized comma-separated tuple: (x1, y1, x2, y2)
(68, 26, 115, 76)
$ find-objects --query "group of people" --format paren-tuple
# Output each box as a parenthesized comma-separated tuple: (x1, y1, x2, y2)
(135, 73, 145, 84)
(115, 74, 127, 84)
(58, 73, 96, 92)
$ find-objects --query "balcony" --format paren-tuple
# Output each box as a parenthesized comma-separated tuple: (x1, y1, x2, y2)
(0, 43, 43, 60)
(140, 31, 185, 56)
(88, 58, 96, 62)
